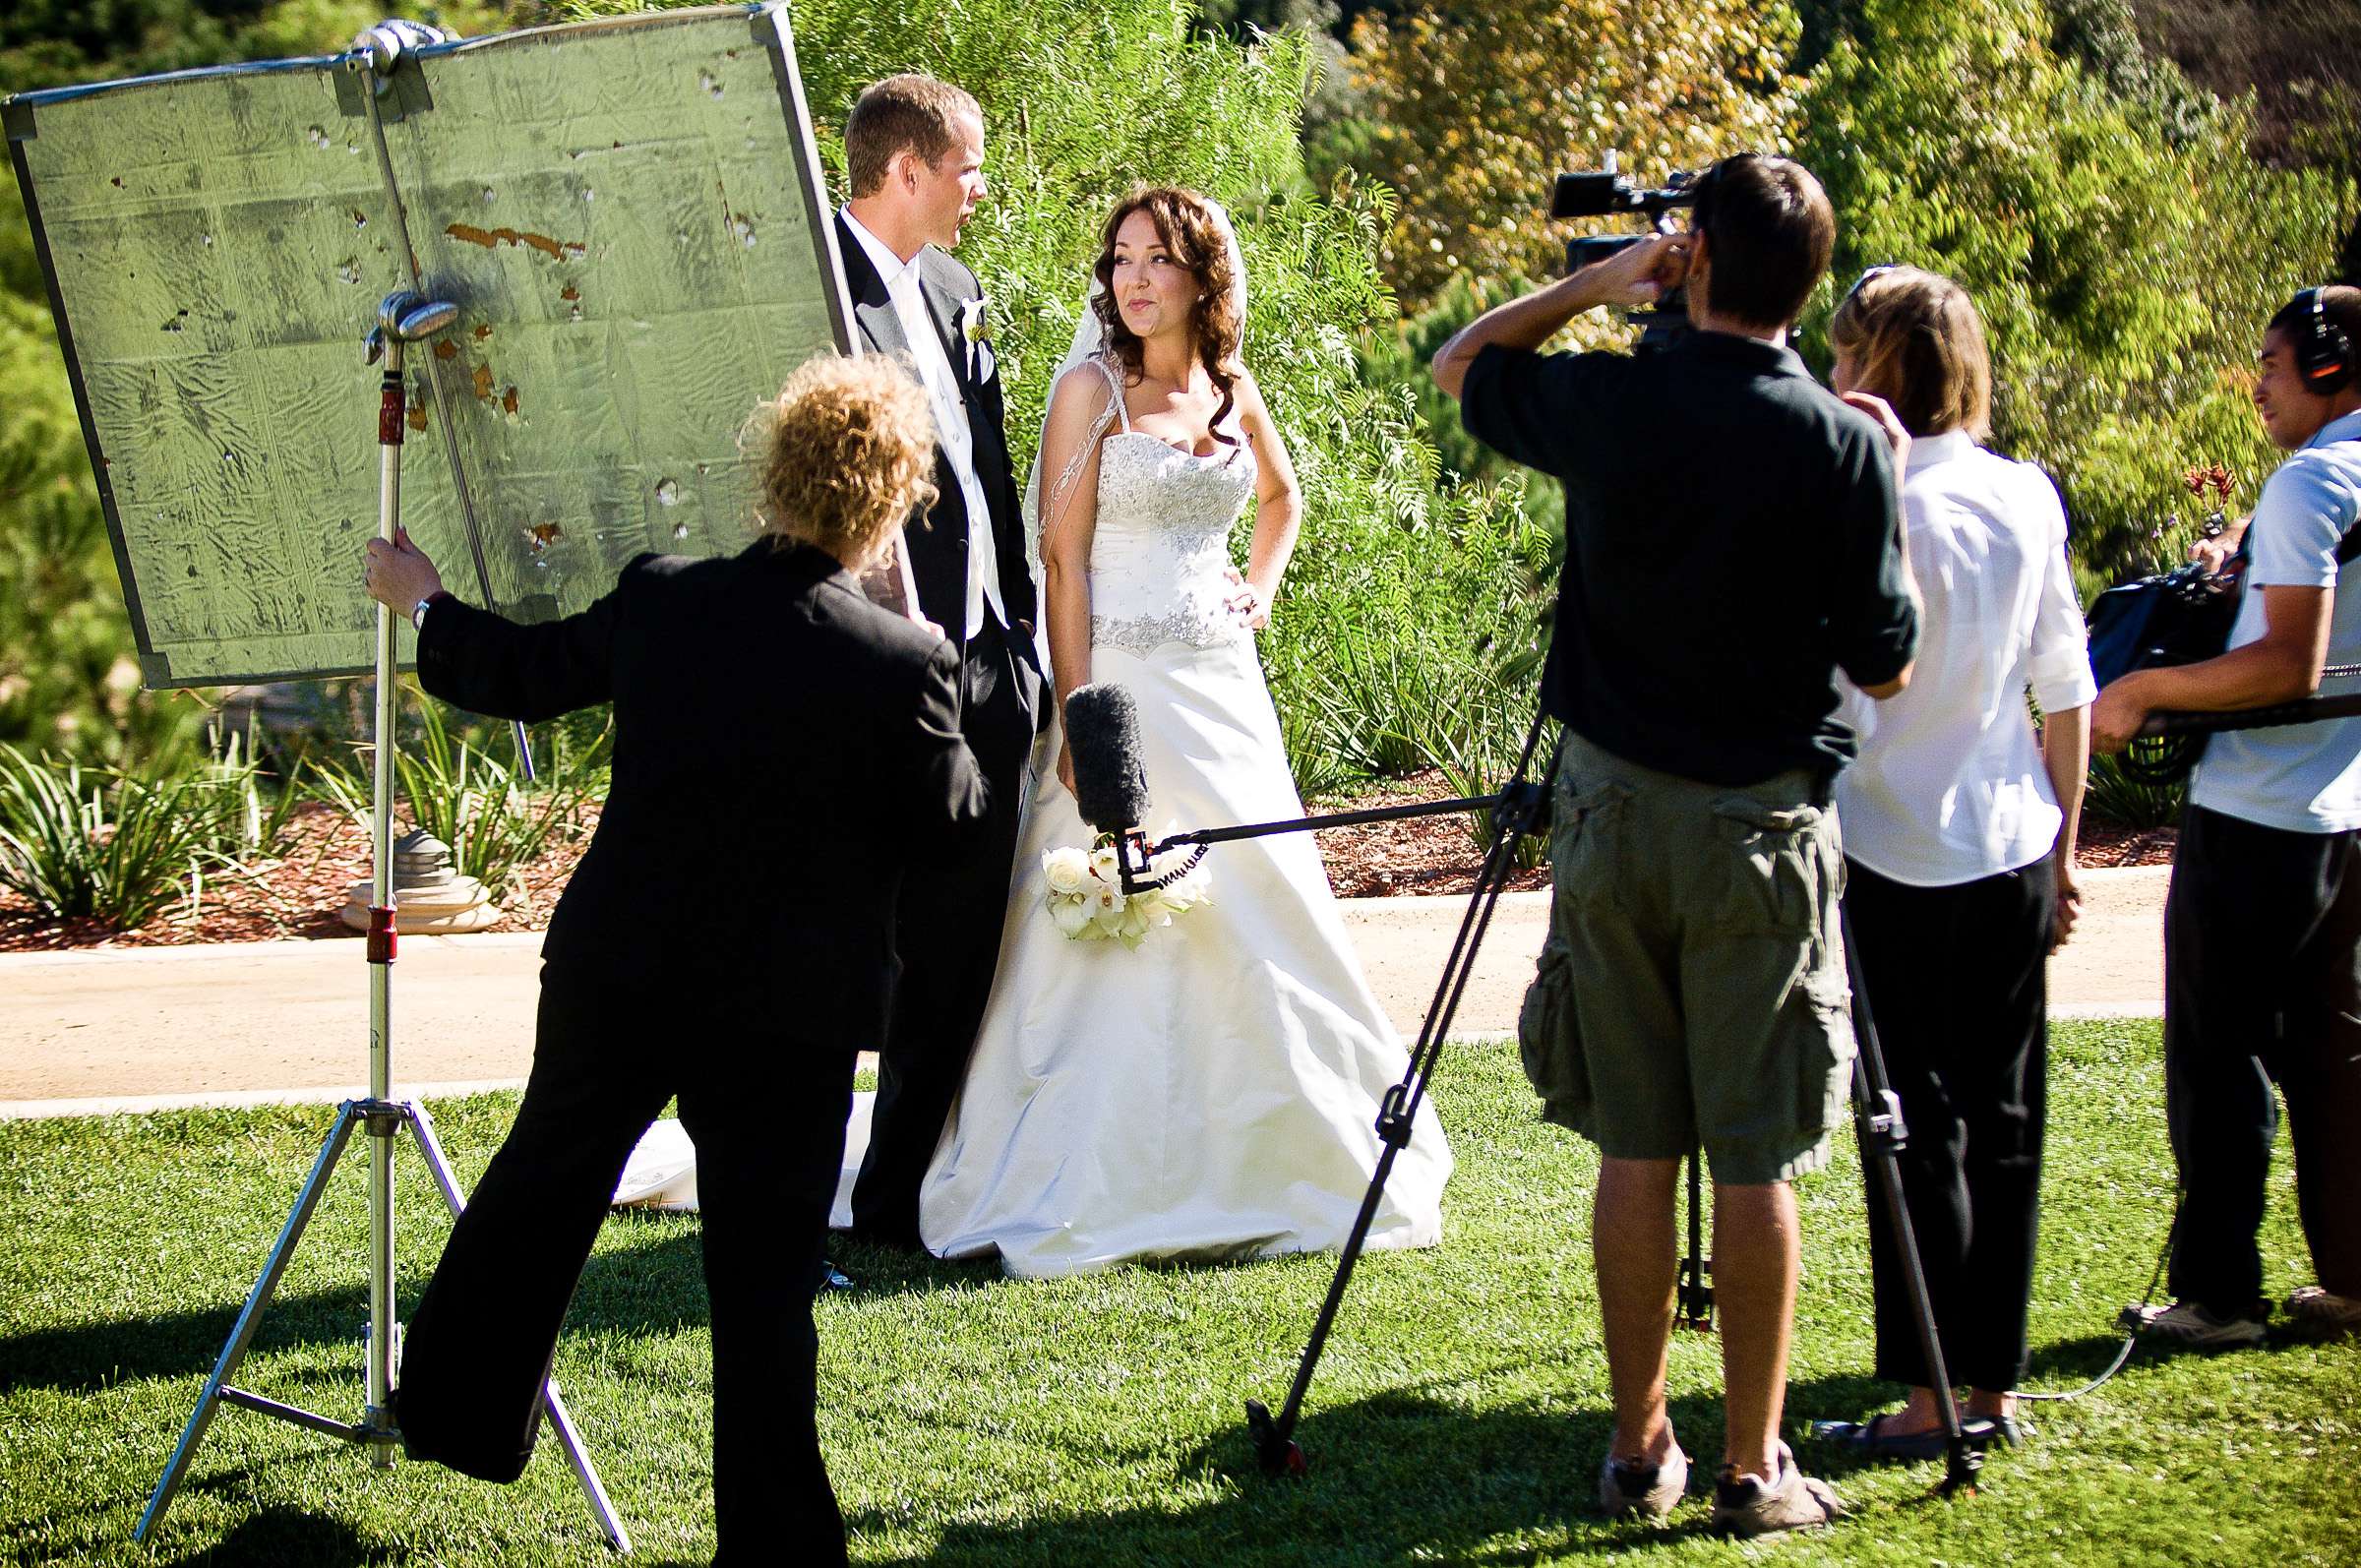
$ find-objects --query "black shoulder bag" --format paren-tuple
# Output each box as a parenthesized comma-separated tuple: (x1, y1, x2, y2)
(2086, 521, 2361, 783)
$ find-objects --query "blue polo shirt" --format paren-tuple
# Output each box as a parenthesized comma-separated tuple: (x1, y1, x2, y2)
(2190, 409, 2361, 834)
(1461, 332, 1917, 786)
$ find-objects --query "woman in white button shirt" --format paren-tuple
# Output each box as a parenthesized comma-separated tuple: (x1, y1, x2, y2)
(1821, 267, 2096, 1457)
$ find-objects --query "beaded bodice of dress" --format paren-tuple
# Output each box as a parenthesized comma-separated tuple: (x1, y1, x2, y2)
(1081, 360, 1259, 657)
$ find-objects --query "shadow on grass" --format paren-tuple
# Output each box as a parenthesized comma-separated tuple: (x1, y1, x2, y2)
(0, 1275, 380, 1397)
(2021, 1322, 2322, 1390)
(154, 1504, 394, 1567)
(1, 1218, 999, 1396)
(0, 1230, 706, 1395)
(879, 1368, 2015, 1566)
(812, 1235, 1008, 1298)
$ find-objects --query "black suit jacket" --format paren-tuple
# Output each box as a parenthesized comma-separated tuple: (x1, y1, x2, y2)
(834, 211, 1040, 655)
(415, 540, 990, 1043)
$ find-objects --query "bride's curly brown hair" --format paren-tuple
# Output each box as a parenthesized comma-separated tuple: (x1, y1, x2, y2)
(1091, 185, 1243, 448)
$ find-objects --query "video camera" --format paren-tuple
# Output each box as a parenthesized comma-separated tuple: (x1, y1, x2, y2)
(1548, 156, 1701, 348)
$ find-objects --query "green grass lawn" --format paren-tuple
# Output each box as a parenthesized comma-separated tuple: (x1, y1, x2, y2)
(4, 1020, 2356, 1566)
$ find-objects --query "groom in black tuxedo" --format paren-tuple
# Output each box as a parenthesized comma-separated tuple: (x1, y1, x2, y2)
(368, 357, 986, 1565)
(833, 74, 1046, 1247)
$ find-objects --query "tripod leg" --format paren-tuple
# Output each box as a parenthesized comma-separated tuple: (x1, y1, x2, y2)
(401, 1103, 633, 1553)
(366, 1100, 398, 1469)
(136, 1106, 365, 1543)
(1841, 913, 1983, 1496)
(1678, 1145, 1714, 1331)
(1250, 757, 1544, 1473)
(542, 1381, 634, 1554)
(405, 1101, 468, 1218)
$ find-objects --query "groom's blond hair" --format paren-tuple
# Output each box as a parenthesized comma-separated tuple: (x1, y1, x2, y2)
(844, 74, 980, 198)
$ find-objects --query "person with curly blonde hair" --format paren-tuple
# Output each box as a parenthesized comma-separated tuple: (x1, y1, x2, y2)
(360, 352, 989, 1565)
(910, 184, 1454, 1280)
(755, 352, 939, 567)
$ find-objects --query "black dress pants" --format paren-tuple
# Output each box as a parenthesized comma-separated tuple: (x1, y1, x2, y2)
(2164, 805, 2361, 1314)
(395, 968, 858, 1567)
(1846, 857, 2054, 1392)
(852, 616, 1037, 1242)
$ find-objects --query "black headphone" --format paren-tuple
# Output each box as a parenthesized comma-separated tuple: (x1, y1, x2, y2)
(2293, 286, 2356, 393)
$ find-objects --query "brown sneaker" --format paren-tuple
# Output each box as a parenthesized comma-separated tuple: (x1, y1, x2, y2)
(2285, 1285, 2361, 1339)
(1710, 1442, 1844, 1538)
(1598, 1446, 1688, 1519)
(2133, 1298, 2268, 1350)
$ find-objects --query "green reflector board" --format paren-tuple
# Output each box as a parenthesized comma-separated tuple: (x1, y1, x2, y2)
(5, 4, 853, 688)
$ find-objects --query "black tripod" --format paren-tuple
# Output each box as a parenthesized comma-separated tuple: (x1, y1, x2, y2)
(1122, 707, 1991, 1494)
(1664, 909, 1990, 1496)
(1111, 707, 1557, 1478)
(1836, 903, 1988, 1498)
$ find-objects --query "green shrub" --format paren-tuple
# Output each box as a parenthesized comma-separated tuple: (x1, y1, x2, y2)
(0, 745, 249, 926)
(2083, 751, 2187, 833)
(1420, 711, 1555, 869)
(314, 692, 605, 902)
(1262, 466, 1551, 792)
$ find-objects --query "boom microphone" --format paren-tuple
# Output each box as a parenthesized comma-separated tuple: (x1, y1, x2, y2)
(1065, 683, 1150, 835)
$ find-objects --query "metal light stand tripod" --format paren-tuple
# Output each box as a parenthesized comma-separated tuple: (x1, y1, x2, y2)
(133, 289, 629, 1551)
(1107, 708, 1556, 1478)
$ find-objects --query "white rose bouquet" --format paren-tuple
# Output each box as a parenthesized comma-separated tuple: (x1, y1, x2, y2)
(1041, 834, 1209, 949)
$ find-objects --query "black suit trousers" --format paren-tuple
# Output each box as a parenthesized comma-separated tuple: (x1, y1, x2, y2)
(2164, 805, 2361, 1314)
(853, 616, 1038, 1241)
(395, 967, 857, 1567)
(1846, 857, 2053, 1393)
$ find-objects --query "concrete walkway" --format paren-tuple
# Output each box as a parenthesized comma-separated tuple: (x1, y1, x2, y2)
(0, 868, 2168, 1117)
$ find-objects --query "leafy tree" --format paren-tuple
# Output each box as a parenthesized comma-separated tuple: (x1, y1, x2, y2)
(1337, 0, 1803, 311)
(2128, 0, 2361, 275)
(1193, 0, 1362, 163)
(0, 2, 515, 92)
(1796, 0, 2353, 591)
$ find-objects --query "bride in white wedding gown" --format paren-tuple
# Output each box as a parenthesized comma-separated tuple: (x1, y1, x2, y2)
(916, 186, 1451, 1277)
(616, 188, 1450, 1274)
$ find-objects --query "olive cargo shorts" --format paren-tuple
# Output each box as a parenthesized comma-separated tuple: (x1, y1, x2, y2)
(1518, 732, 1856, 1185)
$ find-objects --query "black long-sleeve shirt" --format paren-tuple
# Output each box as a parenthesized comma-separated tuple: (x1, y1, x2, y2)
(417, 538, 987, 1039)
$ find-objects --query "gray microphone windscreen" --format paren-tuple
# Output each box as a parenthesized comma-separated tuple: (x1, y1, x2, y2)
(1066, 683, 1150, 833)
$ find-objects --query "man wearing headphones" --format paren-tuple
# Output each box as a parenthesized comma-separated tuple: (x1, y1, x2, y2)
(2094, 283, 2361, 1346)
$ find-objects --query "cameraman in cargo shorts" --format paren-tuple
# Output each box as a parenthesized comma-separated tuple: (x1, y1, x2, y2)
(1434, 153, 1919, 1538)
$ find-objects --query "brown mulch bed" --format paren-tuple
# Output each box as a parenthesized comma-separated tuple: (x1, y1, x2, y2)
(0, 776, 2174, 951)
(2076, 817, 2178, 869)
(1304, 771, 2179, 891)
(1308, 771, 1553, 899)
(0, 801, 597, 953)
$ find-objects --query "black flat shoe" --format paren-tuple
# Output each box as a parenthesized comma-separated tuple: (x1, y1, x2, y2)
(1812, 1414, 1949, 1461)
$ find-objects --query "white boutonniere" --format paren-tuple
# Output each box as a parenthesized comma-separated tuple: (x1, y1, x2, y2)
(960, 294, 994, 383)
